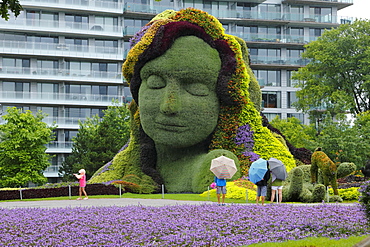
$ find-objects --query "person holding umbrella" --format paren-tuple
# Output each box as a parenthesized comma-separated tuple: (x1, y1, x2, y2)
(249, 158, 270, 205)
(255, 168, 270, 206)
(268, 158, 287, 204)
(210, 155, 238, 206)
(214, 176, 227, 206)
(270, 178, 283, 203)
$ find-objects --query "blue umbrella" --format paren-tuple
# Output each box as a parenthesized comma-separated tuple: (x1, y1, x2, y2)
(249, 158, 268, 184)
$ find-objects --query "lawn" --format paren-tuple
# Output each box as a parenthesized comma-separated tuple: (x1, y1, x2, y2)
(0, 198, 368, 246)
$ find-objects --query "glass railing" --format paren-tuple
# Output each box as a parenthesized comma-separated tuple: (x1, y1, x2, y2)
(123, 2, 351, 25)
(0, 40, 122, 60)
(250, 56, 285, 65)
(250, 56, 309, 66)
(0, 66, 123, 81)
(46, 141, 73, 149)
(1, 91, 123, 104)
(123, 25, 143, 36)
(285, 58, 310, 66)
(124, 2, 171, 14)
(228, 32, 282, 43)
(291, 0, 352, 3)
(42, 116, 88, 126)
(0, 18, 121, 35)
(44, 165, 60, 174)
(21, 0, 122, 11)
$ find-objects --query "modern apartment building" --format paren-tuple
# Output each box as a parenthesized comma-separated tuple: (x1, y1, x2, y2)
(0, 0, 353, 182)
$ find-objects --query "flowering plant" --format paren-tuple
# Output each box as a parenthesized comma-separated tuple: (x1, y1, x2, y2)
(210, 182, 216, 189)
(359, 180, 370, 221)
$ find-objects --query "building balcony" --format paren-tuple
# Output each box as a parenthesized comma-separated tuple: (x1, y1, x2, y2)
(282, 0, 353, 10)
(1, 91, 123, 107)
(46, 141, 73, 153)
(250, 56, 309, 66)
(43, 165, 61, 178)
(42, 116, 88, 129)
(0, 40, 123, 61)
(21, 0, 123, 14)
(0, 18, 122, 38)
(0, 67, 123, 84)
(123, 2, 348, 26)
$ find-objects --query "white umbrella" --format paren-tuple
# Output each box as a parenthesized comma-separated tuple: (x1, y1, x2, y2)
(210, 156, 237, 179)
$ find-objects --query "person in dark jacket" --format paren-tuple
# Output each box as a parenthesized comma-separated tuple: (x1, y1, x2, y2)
(256, 168, 270, 205)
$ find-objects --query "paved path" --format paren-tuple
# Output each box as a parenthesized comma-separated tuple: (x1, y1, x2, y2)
(0, 198, 358, 209)
(0, 198, 215, 208)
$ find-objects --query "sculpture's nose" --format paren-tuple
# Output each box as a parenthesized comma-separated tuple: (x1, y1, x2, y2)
(160, 79, 181, 115)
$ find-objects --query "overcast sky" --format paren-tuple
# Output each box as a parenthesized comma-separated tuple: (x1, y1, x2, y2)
(338, 0, 369, 20)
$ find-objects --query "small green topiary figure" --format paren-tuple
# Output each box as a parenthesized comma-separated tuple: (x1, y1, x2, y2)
(283, 161, 356, 202)
(311, 147, 356, 195)
(282, 165, 326, 203)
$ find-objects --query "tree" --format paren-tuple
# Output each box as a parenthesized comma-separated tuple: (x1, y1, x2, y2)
(293, 20, 370, 116)
(0, 107, 55, 187)
(60, 102, 130, 180)
(270, 116, 318, 151)
(1, 0, 23, 21)
(270, 114, 370, 170)
(314, 115, 370, 170)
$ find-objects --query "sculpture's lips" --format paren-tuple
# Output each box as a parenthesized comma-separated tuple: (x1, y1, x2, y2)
(155, 121, 187, 132)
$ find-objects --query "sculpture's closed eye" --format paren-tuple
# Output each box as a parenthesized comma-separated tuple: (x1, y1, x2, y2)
(146, 75, 166, 89)
(185, 83, 209, 96)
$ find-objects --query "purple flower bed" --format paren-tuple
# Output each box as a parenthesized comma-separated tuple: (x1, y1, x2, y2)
(0, 204, 368, 246)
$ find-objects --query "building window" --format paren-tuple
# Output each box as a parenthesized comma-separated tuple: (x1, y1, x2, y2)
(65, 60, 90, 77)
(95, 16, 118, 32)
(309, 28, 325, 42)
(287, 91, 297, 108)
(262, 91, 281, 108)
(37, 60, 59, 75)
(3, 57, 30, 74)
(289, 5, 303, 21)
(287, 49, 305, 66)
(26, 11, 58, 27)
(310, 7, 332, 23)
(95, 39, 118, 53)
(64, 130, 78, 142)
(285, 27, 304, 43)
(253, 70, 281, 86)
(65, 37, 88, 52)
(263, 113, 281, 122)
(37, 106, 58, 119)
(287, 70, 299, 87)
(2, 81, 30, 99)
(65, 14, 89, 29)
(91, 62, 119, 78)
(249, 48, 281, 64)
(287, 113, 304, 124)
(37, 83, 59, 100)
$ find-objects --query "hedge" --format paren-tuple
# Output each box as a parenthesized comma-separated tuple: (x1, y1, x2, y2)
(0, 184, 122, 201)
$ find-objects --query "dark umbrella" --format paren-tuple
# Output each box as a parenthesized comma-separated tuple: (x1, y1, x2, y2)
(268, 158, 287, 181)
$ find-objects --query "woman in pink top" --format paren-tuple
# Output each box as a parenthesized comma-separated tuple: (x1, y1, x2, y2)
(74, 169, 88, 200)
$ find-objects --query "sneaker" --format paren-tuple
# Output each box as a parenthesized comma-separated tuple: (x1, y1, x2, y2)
(83, 197, 88, 200)
(222, 203, 226, 206)
(77, 198, 82, 200)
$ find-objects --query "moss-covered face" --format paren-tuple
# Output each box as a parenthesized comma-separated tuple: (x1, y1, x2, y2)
(139, 36, 221, 148)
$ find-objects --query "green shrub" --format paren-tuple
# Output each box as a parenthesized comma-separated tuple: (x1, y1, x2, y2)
(329, 187, 360, 201)
(199, 181, 257, 201)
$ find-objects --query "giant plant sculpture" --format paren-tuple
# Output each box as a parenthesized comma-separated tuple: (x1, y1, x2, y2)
(90, 8, 295, 193)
